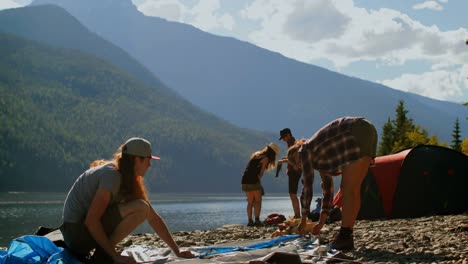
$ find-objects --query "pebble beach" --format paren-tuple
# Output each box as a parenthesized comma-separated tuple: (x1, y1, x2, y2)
(117, 213, 468, 263)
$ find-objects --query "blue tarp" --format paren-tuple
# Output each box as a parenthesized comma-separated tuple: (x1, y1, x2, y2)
(0, 236, 80, 264)
(195, 234, 301, 258)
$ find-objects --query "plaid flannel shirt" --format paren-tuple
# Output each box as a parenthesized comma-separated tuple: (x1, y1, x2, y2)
(299, 117, 363, 214)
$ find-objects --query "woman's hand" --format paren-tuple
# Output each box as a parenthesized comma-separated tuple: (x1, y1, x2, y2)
(112, 254, 137, 264)
(176, 250, 195, 258)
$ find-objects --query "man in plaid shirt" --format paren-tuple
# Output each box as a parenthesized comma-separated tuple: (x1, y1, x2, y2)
(287, 117, 377, 250)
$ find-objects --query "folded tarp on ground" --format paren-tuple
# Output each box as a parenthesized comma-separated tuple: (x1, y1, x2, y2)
(3, 234, 348, 263)
(122, 235, 349, 263)
(194, 234, 300, 258)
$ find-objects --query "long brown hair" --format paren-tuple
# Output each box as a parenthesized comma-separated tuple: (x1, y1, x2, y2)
(251, 146, 277, 170)
(89, 145, 149, 202)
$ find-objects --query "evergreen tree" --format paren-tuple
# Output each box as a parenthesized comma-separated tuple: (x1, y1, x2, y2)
(451, 118, 462, 152)
(378, 118, 394, 155)
(377, 100, 445, 155)
(392, 100, 415, 152)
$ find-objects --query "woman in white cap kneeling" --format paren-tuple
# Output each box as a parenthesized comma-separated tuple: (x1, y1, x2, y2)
(241, 143, 280, 226)
(61, 137, 194, 264)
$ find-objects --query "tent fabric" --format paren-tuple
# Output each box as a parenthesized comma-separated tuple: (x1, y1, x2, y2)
(370, 149, 411, 217)
(333, 145, 468, 219)
(392, 145, 468, 218)
(0, 235, 81, 264)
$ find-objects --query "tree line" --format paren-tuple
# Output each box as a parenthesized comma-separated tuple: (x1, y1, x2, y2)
(378, 100, 467, 155)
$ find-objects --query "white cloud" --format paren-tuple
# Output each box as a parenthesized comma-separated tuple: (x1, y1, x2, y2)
(238, 0, 468, 71)
(137, 0, 468, 73)
(284, 0, 350, 42)
(413, 1, 444, 11)
(190, 0, 235, 31)
(12, 0, 31, 5)
(379, 66, 468, 100)
(136, 0, 186, 21)
(233, 0, 468, 101)
(136, 0, 234, 32)
(0, 0, 21, 10)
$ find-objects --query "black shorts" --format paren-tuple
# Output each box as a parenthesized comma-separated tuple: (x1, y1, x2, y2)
(288, 172, 302, 194)
(61, 203, 122, 256)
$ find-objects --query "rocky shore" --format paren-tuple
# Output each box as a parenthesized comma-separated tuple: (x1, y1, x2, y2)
(117, 213, 468, 263)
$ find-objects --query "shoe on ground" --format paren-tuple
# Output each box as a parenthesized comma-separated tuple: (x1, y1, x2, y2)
(330, 233, 354, 250)
(254, 220, 264, 227)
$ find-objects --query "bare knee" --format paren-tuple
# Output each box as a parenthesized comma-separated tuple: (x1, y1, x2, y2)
(121, 199, 150, 220)
(134, 199, 150, 218)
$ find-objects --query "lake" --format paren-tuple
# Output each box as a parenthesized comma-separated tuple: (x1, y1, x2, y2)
(0, 192, 320, 247)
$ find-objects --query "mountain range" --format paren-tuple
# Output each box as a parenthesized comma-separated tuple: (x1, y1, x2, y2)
(0, 6, 293, 193)
(0, 1, 465, 193)
(29, 0, 467, 142)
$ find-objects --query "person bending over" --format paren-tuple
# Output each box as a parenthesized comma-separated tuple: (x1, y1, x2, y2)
(241, 143, 279, 226)
(287, 117, 377, 250)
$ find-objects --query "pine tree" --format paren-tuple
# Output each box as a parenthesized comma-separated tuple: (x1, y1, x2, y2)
(378, 100, 445, 155)
(451, 118, 462, 152)
(378, 118, 394, 155)
(392, 100, 415, 152)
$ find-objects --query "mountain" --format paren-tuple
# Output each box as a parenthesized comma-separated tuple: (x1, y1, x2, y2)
(30, 0, 467, 142)
(0, 30, 282, 193)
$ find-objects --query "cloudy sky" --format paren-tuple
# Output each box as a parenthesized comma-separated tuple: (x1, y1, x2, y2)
(2, 0, 468, 103)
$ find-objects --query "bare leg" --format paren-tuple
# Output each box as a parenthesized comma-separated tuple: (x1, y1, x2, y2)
(109, 199, 149, 246)
(245, 191, 255, 222)
(253, 190, 262, 218)
(289, 193, 300, 218)
(340, 157, 372, 228)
